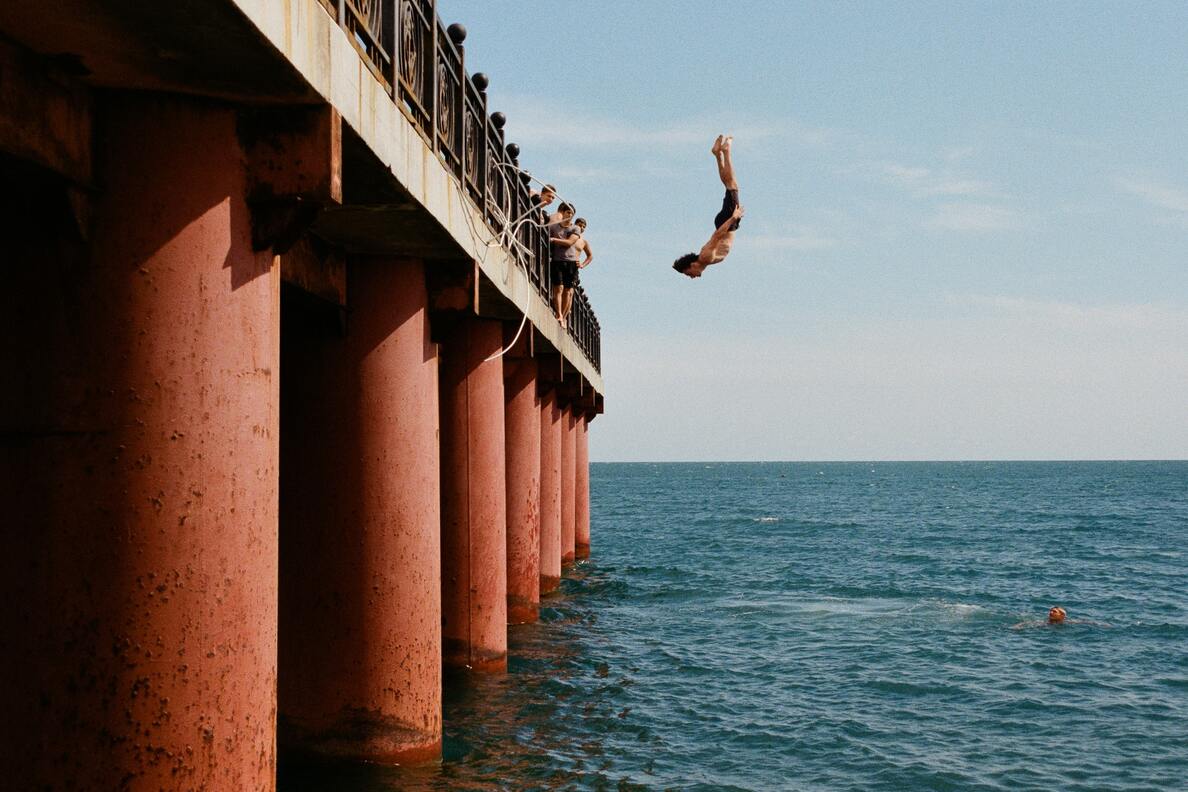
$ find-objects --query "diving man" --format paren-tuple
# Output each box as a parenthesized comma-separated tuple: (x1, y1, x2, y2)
(673, 135, 745, 278)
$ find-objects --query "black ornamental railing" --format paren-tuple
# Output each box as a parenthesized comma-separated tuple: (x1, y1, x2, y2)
(319, 0, 601, 374)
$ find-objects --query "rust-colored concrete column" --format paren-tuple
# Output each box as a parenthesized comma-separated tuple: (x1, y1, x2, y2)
(440, 317, 508, 671)
(561, 404, 577, 564)
(0, 95, 279, 790)
(504, 357, 541, 623)
(538, 390, 563, 594)
(279, 256, 441, 764)
(575, 414, 592, 559)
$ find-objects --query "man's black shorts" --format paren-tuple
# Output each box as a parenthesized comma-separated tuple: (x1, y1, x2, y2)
(713, 188, 742, 231)
(551, 260, 579, 289)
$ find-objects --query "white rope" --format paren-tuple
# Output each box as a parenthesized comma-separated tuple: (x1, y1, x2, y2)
(483, 161, 584, 361)
(440, 160, 574, 363)
(484, 288, 535, 363)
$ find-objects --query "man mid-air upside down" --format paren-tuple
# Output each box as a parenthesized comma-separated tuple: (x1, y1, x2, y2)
(673, 135, 745, 278)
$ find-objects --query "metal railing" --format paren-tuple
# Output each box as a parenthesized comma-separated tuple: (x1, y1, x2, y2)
(321, 0, 601, 374)
(568, 287, 601, 373)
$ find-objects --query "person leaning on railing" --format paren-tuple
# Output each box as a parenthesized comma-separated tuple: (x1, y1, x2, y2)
(530, 183, 557, 225)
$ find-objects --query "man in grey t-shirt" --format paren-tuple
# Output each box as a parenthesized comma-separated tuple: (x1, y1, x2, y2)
(548, 202, 581, 324)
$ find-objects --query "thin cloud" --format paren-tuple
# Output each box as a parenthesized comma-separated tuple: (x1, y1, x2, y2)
(924, 203, 1020, 232)
(491, 95, 826, 151)
(496, 98, 768, 148)
(601, 303, 1188, 461)
(747, 229, 840, 251)
(880, 162, 993, 197)
(949, 294, 1188, 330)
(926, 178, 993, 197)
(1118, 177, 1188, 215)
(883, 163, 931, 183)
(942, 146, 977, 163)
(547, 165, 625, 184)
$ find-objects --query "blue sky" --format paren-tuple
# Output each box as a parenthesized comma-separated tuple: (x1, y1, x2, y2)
(445, 1, 1188, 461)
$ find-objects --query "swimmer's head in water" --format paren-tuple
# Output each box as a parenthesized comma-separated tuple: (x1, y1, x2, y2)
(1048, 606, 1067, 624)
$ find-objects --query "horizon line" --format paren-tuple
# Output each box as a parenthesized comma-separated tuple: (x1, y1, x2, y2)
(589, 458, 1188, 464)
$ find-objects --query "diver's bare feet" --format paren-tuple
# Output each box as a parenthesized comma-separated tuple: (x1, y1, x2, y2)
(722, 135, 733, 153)
(712, 134, 724, 155)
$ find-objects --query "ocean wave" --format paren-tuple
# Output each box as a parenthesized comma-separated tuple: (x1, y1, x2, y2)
(364, 462, 1188, 792)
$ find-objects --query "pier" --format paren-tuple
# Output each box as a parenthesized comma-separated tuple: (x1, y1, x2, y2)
(0, 0, 603, 787)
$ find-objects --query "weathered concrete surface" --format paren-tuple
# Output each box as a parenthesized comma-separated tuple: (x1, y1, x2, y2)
(0, 37, 92, 185)
(561, 406, 577, 565)
(278, 257, 442, 764)
(0, 0, 318, 102)
(440, 318, 508, 671)
(241, 105, 342, 205)
(504, 357, 541, 624)
(576, 416, 591, 559)
(278, 234, 346, 306)
(0, 94, 279, 791)
(538, 391, 563, 593)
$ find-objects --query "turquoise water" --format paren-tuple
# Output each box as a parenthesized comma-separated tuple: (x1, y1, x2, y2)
(285, 461, 1188, 791)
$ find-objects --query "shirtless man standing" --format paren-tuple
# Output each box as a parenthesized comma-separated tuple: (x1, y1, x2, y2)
(673, 134, 745, 278)
(554, 217, 594, 324)
(573, 217, 594, 270)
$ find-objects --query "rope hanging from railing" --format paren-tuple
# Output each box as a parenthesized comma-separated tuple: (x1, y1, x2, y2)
(332, 0, 599, 372)
(441, 159, 580, 364)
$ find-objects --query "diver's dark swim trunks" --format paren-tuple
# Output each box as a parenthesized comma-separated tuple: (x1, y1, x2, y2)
(551, 259, 579, 289)
(713, 188, 741, 231)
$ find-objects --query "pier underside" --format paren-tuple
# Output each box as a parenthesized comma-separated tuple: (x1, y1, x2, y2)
(0, 2, 602, 786)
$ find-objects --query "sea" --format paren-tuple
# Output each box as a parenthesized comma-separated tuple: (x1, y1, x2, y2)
(283, 461, 1188, 791)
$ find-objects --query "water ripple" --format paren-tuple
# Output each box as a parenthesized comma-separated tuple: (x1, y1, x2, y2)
(281, 461, 1188, 791)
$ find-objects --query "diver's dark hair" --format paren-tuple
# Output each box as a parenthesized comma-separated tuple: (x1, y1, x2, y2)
(574, 217, 587, 227)
(558, 202, 575, 214)
(543, 183, 557, 193)
(672, 252, 699, 273)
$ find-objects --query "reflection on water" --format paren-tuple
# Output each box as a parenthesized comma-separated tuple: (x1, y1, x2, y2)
(279, 564, 628, 791)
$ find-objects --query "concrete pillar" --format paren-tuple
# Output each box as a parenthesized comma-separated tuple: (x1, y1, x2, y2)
(0, 95, 279, 790)
(504, 357, 541, 623)
(561, 404, 577, 565)
(538, 390, 562, 594)
(440, 317, 508, 671)
(279, 256, 441, 764)
(575, 414, 591, 559)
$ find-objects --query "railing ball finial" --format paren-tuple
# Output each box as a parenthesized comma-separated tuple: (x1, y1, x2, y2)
(473, 72, 489, 92)
(447, 23, 468, 45)
(491, 111, 506, 130)
(505, 143, 520, 159)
